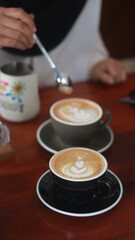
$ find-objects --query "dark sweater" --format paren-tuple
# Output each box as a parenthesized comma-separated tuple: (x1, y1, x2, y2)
(0, 0, 87, 56)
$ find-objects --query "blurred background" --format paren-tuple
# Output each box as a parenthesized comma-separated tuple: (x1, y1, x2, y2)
(100, 0, 135, 73)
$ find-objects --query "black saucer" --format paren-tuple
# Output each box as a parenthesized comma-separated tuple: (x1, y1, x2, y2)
(36, 170, 123, 217)
(36, 119, 114, 154)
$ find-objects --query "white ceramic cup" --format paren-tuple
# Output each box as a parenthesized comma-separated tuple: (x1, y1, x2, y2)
(0, 62, 40, 122)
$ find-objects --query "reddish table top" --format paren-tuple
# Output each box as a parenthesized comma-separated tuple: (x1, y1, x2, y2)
(0, 74, 135, 240)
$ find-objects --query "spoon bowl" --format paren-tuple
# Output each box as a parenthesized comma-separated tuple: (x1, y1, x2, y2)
(55, 72, 73, 94)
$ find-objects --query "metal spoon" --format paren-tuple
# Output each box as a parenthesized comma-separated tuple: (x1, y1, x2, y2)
(33, 33, 73, 94)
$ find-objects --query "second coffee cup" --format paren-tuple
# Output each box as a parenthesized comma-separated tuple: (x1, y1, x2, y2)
(50, 98, 112, 145)
(49, 147, 111, 204)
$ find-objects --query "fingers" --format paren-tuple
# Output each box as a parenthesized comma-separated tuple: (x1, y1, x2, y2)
(0, 24, 33, 50)
(101, 58, 127, 83)
(91, 58, 127, 85)
(0, 7, 36, 50)
(0, 35, 27, 50)
(1, 14, 34, 45)
(91, 66, 115, 85)
(4, 8, 36, 32)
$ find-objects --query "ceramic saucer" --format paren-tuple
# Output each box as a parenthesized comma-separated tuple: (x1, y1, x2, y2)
(36, 170, 123, 217)
(36, 119, 114, 154)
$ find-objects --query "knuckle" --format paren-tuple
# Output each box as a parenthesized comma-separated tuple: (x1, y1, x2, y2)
(0, 36, 24, 50)
(16, 20, 24, 29)
(108, 57, 113, 64)
(9, 38, 18, 47)
(17, 8, 26, 19)
(0, 36, 8, 48)
(0, 14, 5, 25)
(10, 39, 25, 50)
(16, 8, 24, 15)
(14, 31, 22, 40)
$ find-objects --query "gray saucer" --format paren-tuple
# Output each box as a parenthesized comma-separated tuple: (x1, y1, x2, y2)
(36, 119, 114, 154)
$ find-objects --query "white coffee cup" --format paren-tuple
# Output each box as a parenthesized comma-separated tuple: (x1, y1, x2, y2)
(0, 62, 40, 122)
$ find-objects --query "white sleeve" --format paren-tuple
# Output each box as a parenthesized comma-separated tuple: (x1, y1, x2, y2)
(90, 31, 109, 69)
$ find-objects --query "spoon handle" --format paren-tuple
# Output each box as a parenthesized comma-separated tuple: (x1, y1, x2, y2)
(33, 33, 56, 69)
(33, 33, 72, 91)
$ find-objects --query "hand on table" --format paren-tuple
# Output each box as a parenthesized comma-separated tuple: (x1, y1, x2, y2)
(0, 7, 36, 50)
(90, 58, 127, 85)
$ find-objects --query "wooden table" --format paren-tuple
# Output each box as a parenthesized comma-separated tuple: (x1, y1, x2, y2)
(0, 74, 135, 240)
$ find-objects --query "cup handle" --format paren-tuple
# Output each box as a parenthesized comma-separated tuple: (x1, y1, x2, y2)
(100, 109, 112, 128)
(93, 174, 117, 200)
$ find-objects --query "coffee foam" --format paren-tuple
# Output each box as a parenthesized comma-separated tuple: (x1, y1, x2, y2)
(52, 98, 101, 124)
(50, 148, 106, 181)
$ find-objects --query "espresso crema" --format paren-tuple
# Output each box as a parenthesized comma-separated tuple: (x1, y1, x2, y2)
(52, 98, 101, 124)
(50, 148, 106, 181)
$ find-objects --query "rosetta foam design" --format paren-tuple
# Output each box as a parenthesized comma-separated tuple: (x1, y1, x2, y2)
(59, 105, 97, 123)
(61, 155, 94, 179)
(50, 148, 106, 181)
(51, 98, 101, 125)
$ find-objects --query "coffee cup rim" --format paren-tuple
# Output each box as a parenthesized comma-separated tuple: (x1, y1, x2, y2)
(50, 98, 102, 126)
(0, 62, 35, 77)
(49, 147, 108, 182)
(0, 71, 37, 78)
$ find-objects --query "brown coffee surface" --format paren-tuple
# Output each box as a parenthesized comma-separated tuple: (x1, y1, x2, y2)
(50, 148, 106, 180)
(52, 98, 100, 124)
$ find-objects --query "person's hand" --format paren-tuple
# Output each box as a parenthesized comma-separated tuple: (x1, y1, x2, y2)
(90, 58, 127, 85)
(0, 7, 36, 50)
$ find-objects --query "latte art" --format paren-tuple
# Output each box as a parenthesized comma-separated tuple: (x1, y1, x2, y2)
(50, 148, 106, 181)
(62, 157, 94, 179)
(52, 98, 101, 124)
(59, 105, 97, 123)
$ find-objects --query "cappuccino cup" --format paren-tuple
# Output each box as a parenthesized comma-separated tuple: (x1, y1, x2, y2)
(50, 98, 112, 145)
(0, 62, 40, 122)
(49, 148, 112, 203)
